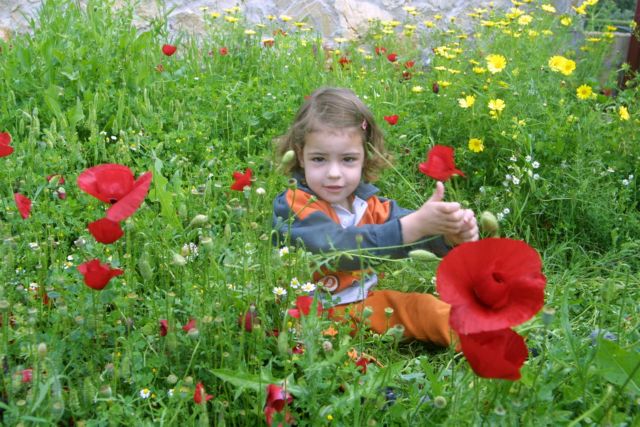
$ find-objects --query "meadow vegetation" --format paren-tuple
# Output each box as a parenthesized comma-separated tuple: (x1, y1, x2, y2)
(0, 0, 638, 425)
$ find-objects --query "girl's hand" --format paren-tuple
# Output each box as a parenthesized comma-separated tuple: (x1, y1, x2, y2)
(400, 182, 468, 243)
(444, 208, 479, 246)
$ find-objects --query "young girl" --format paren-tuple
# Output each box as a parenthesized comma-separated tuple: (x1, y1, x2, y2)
(272, 87, 478, 347)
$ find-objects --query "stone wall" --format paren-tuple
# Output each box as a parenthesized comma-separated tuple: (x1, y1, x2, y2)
(0, 0, 577, 42)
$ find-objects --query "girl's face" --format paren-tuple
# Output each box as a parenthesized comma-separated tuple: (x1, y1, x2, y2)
(299, 127, 364, 211)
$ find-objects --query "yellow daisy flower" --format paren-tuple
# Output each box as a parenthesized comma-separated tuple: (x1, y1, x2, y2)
(468, 138, 484, 152)
(411, 86, 424, 93)
(560, 16, 572, 26)
(486, 54, 507, 73)
(458, 95, 476, 108)
(619, 106, 630, 121)
(576, 84, 593, 100)
(488, 98, 506, 112)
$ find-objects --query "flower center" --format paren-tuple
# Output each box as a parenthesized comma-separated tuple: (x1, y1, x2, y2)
(473, 271, 510, 309)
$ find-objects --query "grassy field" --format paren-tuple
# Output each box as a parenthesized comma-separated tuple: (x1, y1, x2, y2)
(0, 0, 639, 425)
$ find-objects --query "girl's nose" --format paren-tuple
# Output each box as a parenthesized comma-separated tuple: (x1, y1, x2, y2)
(327, 162, 341, 178)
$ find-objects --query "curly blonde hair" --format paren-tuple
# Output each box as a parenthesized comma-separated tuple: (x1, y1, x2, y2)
(275, 87, 390, 182)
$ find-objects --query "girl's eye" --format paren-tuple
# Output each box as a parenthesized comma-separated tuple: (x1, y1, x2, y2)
(311, 157, 325, 162)
(343, 157, 357, 163)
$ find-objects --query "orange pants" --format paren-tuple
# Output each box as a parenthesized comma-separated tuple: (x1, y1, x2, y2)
(331, 289, 453, 347)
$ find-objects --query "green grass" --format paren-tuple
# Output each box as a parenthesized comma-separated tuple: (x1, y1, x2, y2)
(0, 0, 638, 425)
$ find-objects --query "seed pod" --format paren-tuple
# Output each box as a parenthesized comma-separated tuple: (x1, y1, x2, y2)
(281, 149, 296, 165)
(138, 256, 154, 281)
(189, 214, 209, 227)
(408, 249, 439, 262)
(479, 211, 499, 237)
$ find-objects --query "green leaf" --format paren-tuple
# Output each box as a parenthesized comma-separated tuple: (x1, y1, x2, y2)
(595, 339, 640, 394)
(148, 159, 181, 229)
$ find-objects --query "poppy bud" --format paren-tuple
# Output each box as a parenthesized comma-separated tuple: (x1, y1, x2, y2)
(171, 253, 187, 266)
(189, 214, 209, 227)
(199, 236, 214, 251)
(37, 342, 47, 359)
(408, 249, 439, 262)
(433, 395, 447, 408)
(432, 82, 440, 93)
(138, 257, 153, 281)
(187, 328, 200, 339)
(322, 341, 333, 352)
(166, 374, 178, 385)
(385, 324, 405, 341)
(479, 211, 499, 237)
(281, 149, 296, 165)
(384, 307, 394, 318)
(362, 306, 374, 319)
(99, 385, 112, 398)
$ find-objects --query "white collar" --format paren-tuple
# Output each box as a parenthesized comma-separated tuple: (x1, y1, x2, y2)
(332, 196, 368, 228)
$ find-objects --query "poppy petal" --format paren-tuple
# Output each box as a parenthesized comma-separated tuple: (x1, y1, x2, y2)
(162, 44, 177, 56)
(0, 132, 13, 157)
(88, 218, 124, 244)
(14, 193, 31, 219)
(436, 238, 546, 334)
(106, 171, 152, 222)
(418, 145, 465, 182)
(77, 164, 134, 204)
(230, 168, 252, 191)
(78, 259, 124, 290)
(458, 329, 528, 380)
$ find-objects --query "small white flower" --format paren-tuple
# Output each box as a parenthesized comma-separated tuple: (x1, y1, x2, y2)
(505, 174, 513, 181)
(110, 135, 117, 141)
(29, 282, 39, 291)
(607, 167, 615, 173)
(622, 179, 630, 186)
(168, 389, 174, 397)
(628, 174, 634, 180)
(140, 388, 151, 399)
(533, 173, 540, 180)
(273, 287, 287, 296)
(532, 161, 540, 169)
(525, 155, 532, 162)
(497, 212, 505, 221)
(67, 255, 74, 261)
(510, 155, 517, 162)
(255, 187, 266, 196)
(290, 277, 301, 289)
(29, 242, 40, 250)
(279, 247, 290, 257)
(503, 208, 511, 215)
(512, 176, 520, 185)
(301, 282, 316, 293)
(479, 186, 486, 193)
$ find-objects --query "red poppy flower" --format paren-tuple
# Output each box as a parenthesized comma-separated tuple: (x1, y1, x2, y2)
(292, 343, 305, 354)
(77, 259, 124, 290)
(88, 218, 124, 244)
(263, 39, 275, 48)
(182, 318, 197, 332)
(230, 168, 252, 191)
(432, 82, 440, 93)
(21, 369, 33, 383)
(14, 193, 31, 219)
(266, 384, 293, 412)
(238, 305, 259, 332)
(0, 132, 13, 157)
(162, 44, 177, 56)
(374, 46, 387, 55)
(338, 56, 351, 66)
(219, 47, 228, 56)
(77, 164, 152, 221)
(387, 53, 398, 62)
(288, 295, 322, 318)
(383, 115, 399, 125)
(404, 60, 415, 68)
(355, 357, 369, 374)
(436, 238, 546, 334)
(402, 71, 412, 80)
(159, 319, 169, 336)
(458, 328, 528, 380)
(194, 382, 214, 404)
(418, 145, 465, 181)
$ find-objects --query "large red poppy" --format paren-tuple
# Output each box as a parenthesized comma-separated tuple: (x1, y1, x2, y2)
(265, 383, 293, 413)
(436, 238, 546, 334)
(162, 44, 177, 56)
(14, 193, 31, 219)
(419, 145, 464, 181)
(230, 168, 252, 191)
(1, 132, 14, 157)
(194, 382, 214, 404)
(77, 164, 152, 221)
(387, 53, 398, 62)
(88, 218, 124, 244)
(383, 115, 399, 125)
(458, 328, 528, 380)
(78, 259, 124, 290)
